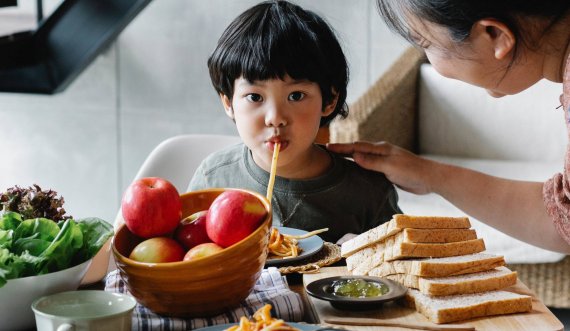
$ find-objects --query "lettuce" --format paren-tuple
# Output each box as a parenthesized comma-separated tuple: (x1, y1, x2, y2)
(0, 211, 113, 287)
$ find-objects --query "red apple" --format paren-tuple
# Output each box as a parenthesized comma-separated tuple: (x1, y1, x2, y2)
(183, 242, 223, 261)
(206, 190, 267, 248)
(174, 210, 212, 250)
(129, 237, 185, 263)
(121, 177, 182, 238)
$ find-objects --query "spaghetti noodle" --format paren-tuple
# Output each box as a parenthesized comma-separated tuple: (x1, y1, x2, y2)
(266, 142, 280, 203)
(268, 227, 328, 259)
(224, 304, 300, 331)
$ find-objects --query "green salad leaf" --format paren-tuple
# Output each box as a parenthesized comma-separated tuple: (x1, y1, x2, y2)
(0, 211, 113, 287)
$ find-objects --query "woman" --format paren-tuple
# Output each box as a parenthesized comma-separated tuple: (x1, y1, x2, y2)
(328, 0, 570, 253)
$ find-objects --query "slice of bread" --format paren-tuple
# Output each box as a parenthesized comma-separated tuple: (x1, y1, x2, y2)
(348, 232, 486, 275)
(392, 214, 471, 229)
(346, 244, 385, 275)
(403, 289, 532, 324)
(386, 266, 517, 296)
(341, 217, 402, 258)
(384, 235, 485, 261)
(341, 214, 472, 257)
(401, 228, 477, 243)
(368, 253, 505, 277)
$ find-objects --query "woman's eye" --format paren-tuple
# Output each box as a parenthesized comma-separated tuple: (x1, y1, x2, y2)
(246, 93, 263, 102)
(416, 38, 430, 49)
(418, 42, 430, 49)
(288, 92, 305, 101)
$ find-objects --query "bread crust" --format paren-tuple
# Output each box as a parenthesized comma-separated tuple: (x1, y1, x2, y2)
(368, 253, 505, 277)
(386, 267, 518, 296)
(404, 289, 532, 324)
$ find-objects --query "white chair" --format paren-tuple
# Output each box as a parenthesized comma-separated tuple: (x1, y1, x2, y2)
(129, 134, 242, 193)
(85, 134, 241, 284)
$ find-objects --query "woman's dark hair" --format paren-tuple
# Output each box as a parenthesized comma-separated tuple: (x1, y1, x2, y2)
(376, 0, 570, 60)
(208, 0, 349, 126)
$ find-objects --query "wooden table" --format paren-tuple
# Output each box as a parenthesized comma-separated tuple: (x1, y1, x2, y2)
(296, 267, 563, 331)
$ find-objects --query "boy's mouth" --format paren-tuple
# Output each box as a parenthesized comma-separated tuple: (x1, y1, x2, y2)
(266, 138, 288, 151)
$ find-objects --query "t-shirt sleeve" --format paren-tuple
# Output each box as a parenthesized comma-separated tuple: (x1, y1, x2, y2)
(543, 63, 570, 246)
(187, 161, 210, 192)
(543, 164, 570, 245)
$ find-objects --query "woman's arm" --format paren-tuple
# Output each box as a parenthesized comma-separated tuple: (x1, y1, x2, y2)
(328, 141, 570, 253)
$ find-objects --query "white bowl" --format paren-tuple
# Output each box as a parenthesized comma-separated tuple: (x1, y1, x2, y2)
(0, 259, 92, 331)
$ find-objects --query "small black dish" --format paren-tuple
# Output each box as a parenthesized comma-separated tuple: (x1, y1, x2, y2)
(305, 276, 407, 311)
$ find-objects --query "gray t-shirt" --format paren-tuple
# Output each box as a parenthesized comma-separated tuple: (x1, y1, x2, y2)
(188, 143, 402, 243)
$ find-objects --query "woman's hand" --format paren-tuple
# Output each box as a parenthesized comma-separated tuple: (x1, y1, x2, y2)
(327, 141, 439, 195)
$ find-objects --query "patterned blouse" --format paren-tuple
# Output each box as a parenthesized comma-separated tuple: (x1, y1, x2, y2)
(543, 51, 570, 245)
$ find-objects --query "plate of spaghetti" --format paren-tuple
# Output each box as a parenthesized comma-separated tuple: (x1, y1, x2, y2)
(194, 304, 320, 331)
(195, 322, 320, 331)
(265, 226, 326, 266)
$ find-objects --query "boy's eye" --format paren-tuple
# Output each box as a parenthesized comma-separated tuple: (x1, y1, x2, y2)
(246, 93, 263, 102)
(288, 92, 305, 101)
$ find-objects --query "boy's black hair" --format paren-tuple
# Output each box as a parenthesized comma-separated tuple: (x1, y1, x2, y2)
(376, 0, 570, 62)
(208, 0, 349, 127)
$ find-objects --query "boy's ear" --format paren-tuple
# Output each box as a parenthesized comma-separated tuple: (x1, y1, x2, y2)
(220, 94, 234, 119)
(322, 91, 339, 117)
(472, 19, 515, 60)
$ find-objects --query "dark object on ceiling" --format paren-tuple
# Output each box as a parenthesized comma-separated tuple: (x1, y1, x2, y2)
(0, 0, 17, 8)
(0, 0, 152, 94)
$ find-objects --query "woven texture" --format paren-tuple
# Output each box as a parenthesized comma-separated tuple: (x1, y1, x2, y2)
(509, 256, 570, 308)
(330, 47, 425, 151)
(278, 242, 341, 274)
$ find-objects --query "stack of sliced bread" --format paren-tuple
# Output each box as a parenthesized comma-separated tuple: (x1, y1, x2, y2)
(341, 214, 532, 324)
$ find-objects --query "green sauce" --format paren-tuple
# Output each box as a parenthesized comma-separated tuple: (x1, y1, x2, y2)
(331, 279, 389, 298)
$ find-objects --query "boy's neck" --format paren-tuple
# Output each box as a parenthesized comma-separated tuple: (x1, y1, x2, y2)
(254, 144, 333, 180)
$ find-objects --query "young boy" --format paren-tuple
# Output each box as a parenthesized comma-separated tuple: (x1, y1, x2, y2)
(189, 0, 401, 243)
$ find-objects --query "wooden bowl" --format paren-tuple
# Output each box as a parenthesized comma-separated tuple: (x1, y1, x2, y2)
(112, 188, 271, 317)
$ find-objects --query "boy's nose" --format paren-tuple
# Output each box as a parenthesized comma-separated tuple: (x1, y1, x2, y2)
(265, 104, 288, 127)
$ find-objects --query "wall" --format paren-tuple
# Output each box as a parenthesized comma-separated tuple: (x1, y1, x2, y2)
(0, 0, 408, 223)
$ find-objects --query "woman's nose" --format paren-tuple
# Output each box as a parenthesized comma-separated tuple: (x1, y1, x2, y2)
(265, 103, 287, 127)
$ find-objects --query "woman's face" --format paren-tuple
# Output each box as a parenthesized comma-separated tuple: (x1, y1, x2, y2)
(408, 18, 544, 98)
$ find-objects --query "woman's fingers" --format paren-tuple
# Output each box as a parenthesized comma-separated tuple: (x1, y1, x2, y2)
(352, 152, 387, 172)
(326, 142, 356, 155)
(327, 141, 392, 156)
(330, 141, 432, 194)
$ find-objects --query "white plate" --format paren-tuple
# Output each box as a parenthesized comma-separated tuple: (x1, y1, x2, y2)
(265, 226, 324, 266)
(195, 322, 321, 331)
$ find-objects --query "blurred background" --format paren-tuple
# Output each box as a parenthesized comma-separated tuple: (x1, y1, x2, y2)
(0, 0, 408, 223)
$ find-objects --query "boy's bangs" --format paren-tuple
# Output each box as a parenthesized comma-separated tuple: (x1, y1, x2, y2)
(239, 42, 323, 84)
(235, 7, 326, 84)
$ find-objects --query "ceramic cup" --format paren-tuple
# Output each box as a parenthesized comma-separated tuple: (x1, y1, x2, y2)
(32, 290, 136, 331)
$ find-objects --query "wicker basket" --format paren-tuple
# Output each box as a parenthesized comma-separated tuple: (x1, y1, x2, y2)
(509, 256, 570, 308)
(277, 242, 341, 274)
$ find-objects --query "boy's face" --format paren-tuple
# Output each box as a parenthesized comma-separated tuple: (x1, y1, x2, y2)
(221, 75, 335, 175)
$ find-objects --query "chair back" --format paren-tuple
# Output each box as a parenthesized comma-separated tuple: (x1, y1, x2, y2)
(132, 134, 241, 192)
